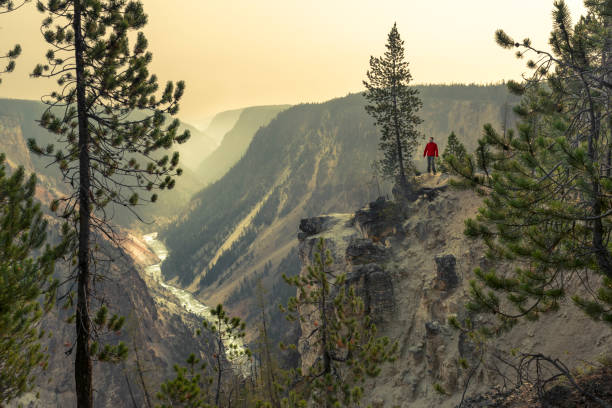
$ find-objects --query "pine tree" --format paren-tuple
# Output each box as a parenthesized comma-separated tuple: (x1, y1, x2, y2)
(440, 131, 467, 173)
(156, 305, 250, 408)
(0, 0, 25, 84)
(0, 0, 29, 9)
(364, 23, 423, 195)
(27, 1, 190, 406)
(448, 0, 612, 333)
(203, 304, 250, 407)
(281, 238, 397, 407)
(254, 280, 281, 407)
(156, 353, 214, 408)
(0, 154, 69, 404)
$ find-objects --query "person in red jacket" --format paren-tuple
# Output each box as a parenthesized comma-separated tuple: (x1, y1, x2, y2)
(423, 137, 439, 174)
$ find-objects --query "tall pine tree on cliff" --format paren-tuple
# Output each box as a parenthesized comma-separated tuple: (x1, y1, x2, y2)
(0, 155, 69, 404)
(364, 23, 423, 195)
(447, 0, 612, 332)
(28, 1, 190, 406)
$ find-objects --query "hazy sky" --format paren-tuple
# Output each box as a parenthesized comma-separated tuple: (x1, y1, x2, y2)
(0, 0, 587, 127)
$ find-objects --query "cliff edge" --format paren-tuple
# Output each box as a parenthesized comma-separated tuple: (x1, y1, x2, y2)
(296, 175, 611, 407)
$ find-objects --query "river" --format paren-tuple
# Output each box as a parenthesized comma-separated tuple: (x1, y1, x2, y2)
(141, 232, 249, 374)
(142, 232, 213, 318)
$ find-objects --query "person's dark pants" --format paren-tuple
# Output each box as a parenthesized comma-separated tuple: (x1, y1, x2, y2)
(427, 156, 436, 174)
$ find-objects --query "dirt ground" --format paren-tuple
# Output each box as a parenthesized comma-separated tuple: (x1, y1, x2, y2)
(462, 364, 612, 408)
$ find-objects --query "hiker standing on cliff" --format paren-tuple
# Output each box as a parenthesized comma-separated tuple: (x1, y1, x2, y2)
(423, 137, 439, 175)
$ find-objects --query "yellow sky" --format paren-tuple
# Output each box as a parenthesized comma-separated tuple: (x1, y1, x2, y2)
(0, 0, 588, 127)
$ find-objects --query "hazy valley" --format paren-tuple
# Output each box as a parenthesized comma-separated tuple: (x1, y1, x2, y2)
(3, 80, 609, 406)
(1, 2, 611, 407)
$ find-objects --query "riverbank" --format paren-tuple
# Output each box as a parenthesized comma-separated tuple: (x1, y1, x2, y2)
(140, 232, 250, 375)
(143, 232, 213, 318)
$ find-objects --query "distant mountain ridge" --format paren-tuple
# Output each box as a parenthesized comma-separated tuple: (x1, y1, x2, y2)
(160, 84, 518, 331)
(196, 105, 290, 185)
(202, 108, 244, 145)
(173, 121, 217, 172)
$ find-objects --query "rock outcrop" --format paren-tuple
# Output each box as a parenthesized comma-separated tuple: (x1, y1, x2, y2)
(295, 176, 612, 407)
(434, 254, 459, 291)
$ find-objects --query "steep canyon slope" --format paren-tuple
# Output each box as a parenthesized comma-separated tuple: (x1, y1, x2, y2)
(0, 100, 219, 407)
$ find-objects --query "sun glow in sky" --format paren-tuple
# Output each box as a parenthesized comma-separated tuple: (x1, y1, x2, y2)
(0, 0, 588, 127)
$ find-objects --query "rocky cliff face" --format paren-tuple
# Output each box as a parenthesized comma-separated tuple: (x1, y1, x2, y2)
(0, 116, 33, 171)
(296, 175, 611, 407)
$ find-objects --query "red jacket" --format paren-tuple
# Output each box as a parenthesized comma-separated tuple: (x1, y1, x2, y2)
(423, 142, 438, 157)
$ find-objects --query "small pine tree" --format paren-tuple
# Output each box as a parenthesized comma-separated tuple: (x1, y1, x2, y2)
(156, 353, 214, 408)
(254, 280, 281, 407)
(0, 154, 70, 404)
(281, 238, 397, 407)
(156, 305, 250, 408)
(204, 304, 250, 407)
(364, 23, 423, 194)
(440, 131, 467, 173)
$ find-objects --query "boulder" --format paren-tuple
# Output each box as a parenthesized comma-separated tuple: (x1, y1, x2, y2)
(425, 320, 443, 336)
(345, 263, 395, 323)
(434, 254, 459, 290)
(298, 216, 333, 240)
(418, 185, 448, 201)
(346, 238, 387, 265)
(354, 196, 402, 241)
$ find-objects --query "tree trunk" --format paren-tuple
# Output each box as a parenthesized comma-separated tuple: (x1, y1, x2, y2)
(594, 11, 612, 277)
(604, 12, 611, 178)
(133, 339, 153, 408)
(319, 267, 331, 408)
(394, 126, 408, 190)
(73, 0, 93, 406)
(391, 83, 408, 195)
(260, 299, 279, 406)
(584, 73, 612, 278)
(215, 328, 223, 407)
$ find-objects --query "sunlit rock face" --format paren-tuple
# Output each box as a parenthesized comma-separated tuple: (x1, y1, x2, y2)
(0, 116, 33, 171)
(293, 176, 611, 408)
